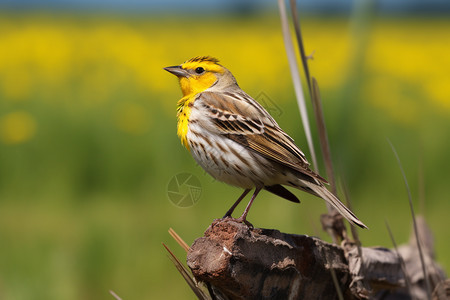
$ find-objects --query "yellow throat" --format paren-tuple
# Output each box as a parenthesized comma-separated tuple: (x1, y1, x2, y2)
(173, 57, 225, 150)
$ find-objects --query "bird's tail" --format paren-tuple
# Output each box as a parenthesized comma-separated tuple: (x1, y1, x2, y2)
(302, 181, 368, 229)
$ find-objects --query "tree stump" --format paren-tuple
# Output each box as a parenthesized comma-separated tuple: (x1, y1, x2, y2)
(186, 217, 447, 300)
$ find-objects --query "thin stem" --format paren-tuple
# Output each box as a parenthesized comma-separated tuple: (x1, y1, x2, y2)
(277, 0, 318, 171)
(388, 139, 432, 300)
(385, 220, 414, 299)
(289, 0, 312, 94)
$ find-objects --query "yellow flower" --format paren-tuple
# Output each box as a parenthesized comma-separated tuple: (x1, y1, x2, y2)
(0, 111, 37, 144)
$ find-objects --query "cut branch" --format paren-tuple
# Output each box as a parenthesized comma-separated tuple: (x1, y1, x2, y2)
(186, 218, 446, 300)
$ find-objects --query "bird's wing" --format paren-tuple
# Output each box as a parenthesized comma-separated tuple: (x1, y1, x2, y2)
(198, 91, 327, 183)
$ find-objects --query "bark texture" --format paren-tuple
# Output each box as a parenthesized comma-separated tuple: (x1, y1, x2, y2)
(187, 217, 446, 300)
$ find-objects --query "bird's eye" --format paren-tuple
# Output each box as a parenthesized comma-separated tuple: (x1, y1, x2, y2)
(195, 67, 205, 74)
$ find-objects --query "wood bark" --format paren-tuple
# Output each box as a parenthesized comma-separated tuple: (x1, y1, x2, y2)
(186, 217, 447, 300)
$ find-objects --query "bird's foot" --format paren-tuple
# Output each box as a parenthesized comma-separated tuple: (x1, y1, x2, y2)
(222, 212, 232, 219)
(234, 216, 254, 229)
(219, 215, 253, 229)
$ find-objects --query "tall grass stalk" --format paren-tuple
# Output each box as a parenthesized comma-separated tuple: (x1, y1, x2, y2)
(388, 139, 432, 299)
(277, 0, 318, 171)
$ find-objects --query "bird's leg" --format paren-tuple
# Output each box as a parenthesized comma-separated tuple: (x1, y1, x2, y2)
(223, 189, 251, 218)
(235, 187, 262, 226)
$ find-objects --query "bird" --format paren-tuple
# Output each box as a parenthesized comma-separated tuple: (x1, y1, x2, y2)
(164, 56, 367, 229)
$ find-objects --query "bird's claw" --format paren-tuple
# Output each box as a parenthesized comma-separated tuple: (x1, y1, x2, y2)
(219, 215, 254, 228)
(234, 216, 254, 228)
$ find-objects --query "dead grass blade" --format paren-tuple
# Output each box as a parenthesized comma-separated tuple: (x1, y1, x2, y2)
(169, 228, 190, 252)
(162, 243, 211, 300)
(289, 0, 337, 193)
(311, 77, 337, 195)
(341, 179, 361, 246)
(109, 290, 122, 300)
(286, 1, 347, 245)
(289, 0, 312, 94)
(384, 220, 414, 299)
(288, 1, 341, 226)
(277, 0, 318, 171)
(418, 154, 426, 215)
(324, 251, 344, 300)
(387, 139, 432, 299)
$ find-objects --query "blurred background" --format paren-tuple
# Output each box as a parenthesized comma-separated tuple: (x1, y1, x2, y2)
(0, 0, 449, 299)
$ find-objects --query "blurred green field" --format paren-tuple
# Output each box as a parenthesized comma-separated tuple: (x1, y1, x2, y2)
(0, 12, 449, 299)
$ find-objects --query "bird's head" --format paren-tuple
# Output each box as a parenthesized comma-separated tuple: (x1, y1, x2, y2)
(164, 56, 236, 96)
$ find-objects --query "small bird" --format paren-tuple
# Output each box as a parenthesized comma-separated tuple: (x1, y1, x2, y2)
(164, 56, 367, 229)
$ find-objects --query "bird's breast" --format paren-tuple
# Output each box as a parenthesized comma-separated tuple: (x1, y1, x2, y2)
(177, 96, 195, 150)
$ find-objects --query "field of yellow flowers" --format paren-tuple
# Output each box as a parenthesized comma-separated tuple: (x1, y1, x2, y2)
(0, 12, 449, 299)
(1, 15, 449, 142)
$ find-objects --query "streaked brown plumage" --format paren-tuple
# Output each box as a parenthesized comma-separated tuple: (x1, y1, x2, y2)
(165, 56, 367, 229)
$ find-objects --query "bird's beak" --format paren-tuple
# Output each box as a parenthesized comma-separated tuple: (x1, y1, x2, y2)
(164, 65, 189, 78)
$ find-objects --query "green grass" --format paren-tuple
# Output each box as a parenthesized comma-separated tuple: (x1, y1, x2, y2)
(0, 12, 449, 299)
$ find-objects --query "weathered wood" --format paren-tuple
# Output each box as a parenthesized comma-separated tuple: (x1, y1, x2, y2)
(186, 218, 447, 300)
(396, 216, 447, 300)
(187, 219, 351, 299)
